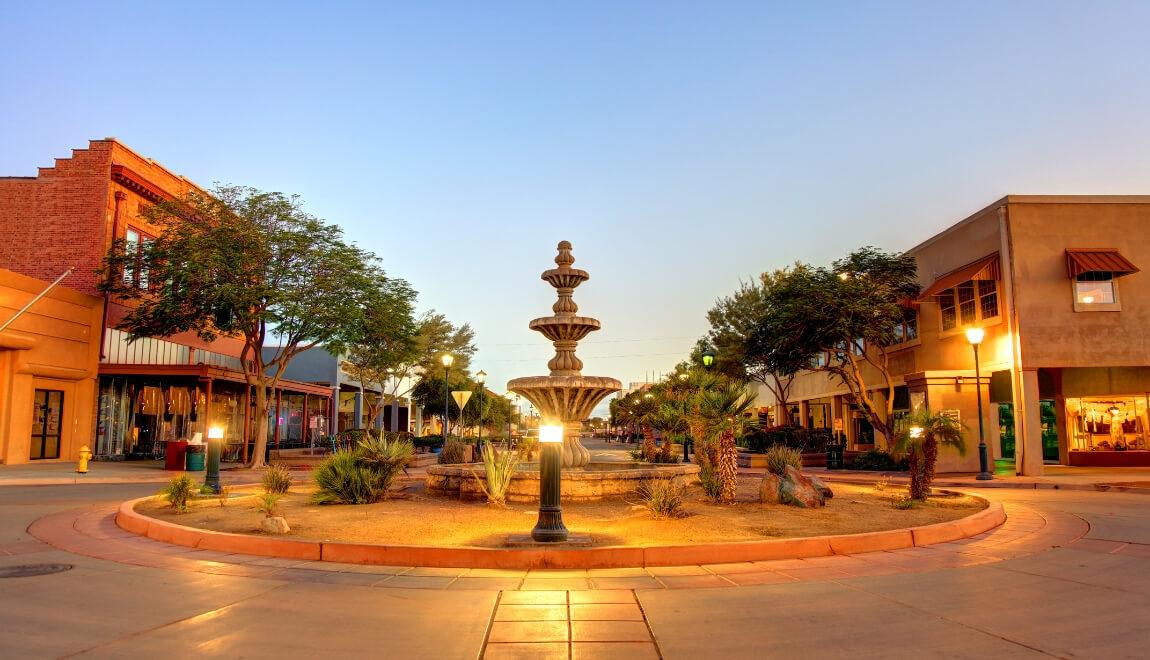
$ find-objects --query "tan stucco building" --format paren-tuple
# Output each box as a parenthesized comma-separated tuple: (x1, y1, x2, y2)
(758, 196, 1150, 475)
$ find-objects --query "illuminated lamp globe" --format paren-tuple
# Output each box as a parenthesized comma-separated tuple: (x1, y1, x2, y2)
(965, 327, 985, 346)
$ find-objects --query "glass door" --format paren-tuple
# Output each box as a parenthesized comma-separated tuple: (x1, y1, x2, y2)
(31, 389, 63, 460)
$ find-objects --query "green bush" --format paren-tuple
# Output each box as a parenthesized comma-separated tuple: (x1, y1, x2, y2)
(698, 465, 722, 503)
(845, 449, 910, 471)
(412, 435, 445, 451)
(257, 492, 283, 517)
(472, 441, 519, 507)
(159, 475, 197, 513)
(738, 426, 835, 454)
(765, 444, 803, 476)
(262, 464, 293, 494)
(312, 433, 413, 505)
(638, 479, 687, 519)
(516, 436, 539, 461)
(438, 438, 469, 464)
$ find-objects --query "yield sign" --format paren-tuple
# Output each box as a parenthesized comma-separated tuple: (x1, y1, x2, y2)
(451, 390, 473, 410)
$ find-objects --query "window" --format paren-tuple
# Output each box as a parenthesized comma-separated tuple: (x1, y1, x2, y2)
(850, 338, 865, 356)
(809, 352, 828, 369)
(1075, 272, 1116, 305)
(939, 280, 999, 331)
(122, 227, 153, 289)
(893, 309, 918, 344)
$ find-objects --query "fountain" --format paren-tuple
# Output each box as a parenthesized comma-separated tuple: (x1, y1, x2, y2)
(425, 241, 698, 503)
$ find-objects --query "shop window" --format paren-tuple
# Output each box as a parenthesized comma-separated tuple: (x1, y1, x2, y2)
(1074, 272, 1116, 305)
(123, 227, 153, 289)
(938, 280, 999, 331)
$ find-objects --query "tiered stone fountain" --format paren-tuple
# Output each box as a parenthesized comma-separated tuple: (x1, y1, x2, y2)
(425, 241, 698, 503)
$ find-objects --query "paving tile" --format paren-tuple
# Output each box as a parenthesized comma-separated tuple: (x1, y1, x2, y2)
(569, 590, 636, 604)
(720, 570, 799, 586)
(570, 621, 652, 642)
(373, 575, 454, 590)
(404, 566, 469, 577)
(488, 620, 570, 644)
(483, 642, 569, 659)
(700, 562, 763, 574)
(495, 604, 569, 621)
(467, 568, 530, 578)
(772, 567, 852, 582)
(501, 590, 569, 605)
(450, 577, 525, 591)
(1115, 543, 1150, 559)
(569, 603, 644, 621)
(1067, 538, 1127, 554)
(521, 578, 591, 591)
(646, 565, 711, 577)
(588, 577, 663, 591)
(571, 642, 659, 660)
(527, 569, 589, 579)
(655, 575, 734, 589)
(586, 567, 649, 578)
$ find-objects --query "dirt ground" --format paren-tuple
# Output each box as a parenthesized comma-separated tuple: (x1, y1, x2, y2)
(138, 478, 986, 548)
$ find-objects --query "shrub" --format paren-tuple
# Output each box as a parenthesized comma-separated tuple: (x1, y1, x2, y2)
(312, 451, 385, 504)
(892, 495, 915, 510)
(256, 492, 283, 517)
(628, 447, 646, 462)
(472, 441, 519, 507)
(738, 426, 834, 454)
(412, 434, 445, 451)
(159, 475, 197, 513)
(698, 465, 722, 503)
(516, 436, 539, 461)
(765, 444, 803, 476)
(638, 479, 687, 519)
(262, 464, 293, 494)
(217, 484, 232, 507)
(357, 431, 414, 475)
(873, 477, 890, 492)
(438, 438, 469, 464)
(846, 449, 910, 471)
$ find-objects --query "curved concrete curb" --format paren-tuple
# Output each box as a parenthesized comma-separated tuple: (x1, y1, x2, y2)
(116, 494, 1005, 569)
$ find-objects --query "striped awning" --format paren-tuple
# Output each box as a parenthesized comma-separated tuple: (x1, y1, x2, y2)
(917, 253, 1000, 301)
(1065, 249, 1139, 278)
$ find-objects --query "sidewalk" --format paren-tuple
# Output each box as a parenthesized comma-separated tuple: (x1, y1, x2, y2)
(789, 464, 1150, 494)
(0, 460, 263, 486)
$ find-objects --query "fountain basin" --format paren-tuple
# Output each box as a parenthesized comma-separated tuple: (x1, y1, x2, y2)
(425, 461, 700, 503)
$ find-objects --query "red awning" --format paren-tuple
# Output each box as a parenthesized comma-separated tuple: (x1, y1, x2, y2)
(1065, 249, 1139, 279)
(917, 253, 1000, 301)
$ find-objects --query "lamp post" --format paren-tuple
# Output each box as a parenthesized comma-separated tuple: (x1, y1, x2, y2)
(205, 425, 224, 493)
(476, 370, 487, 444)
(441, 354, 454, 437)
(966, 327, 993, 481)
(701, 348, 716, 369)
(532, 423, 568, 542)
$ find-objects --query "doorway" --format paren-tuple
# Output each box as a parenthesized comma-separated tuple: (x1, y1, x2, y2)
(30, 389, 63, 460)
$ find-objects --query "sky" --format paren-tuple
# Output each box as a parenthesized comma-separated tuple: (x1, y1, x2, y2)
(4, 2, 1150, 411)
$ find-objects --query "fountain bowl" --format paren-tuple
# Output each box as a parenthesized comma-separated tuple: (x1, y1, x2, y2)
(425, 460, 700, 503)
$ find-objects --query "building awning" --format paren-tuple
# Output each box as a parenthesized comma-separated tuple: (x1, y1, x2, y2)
(1065, 248, 1140, 279)
(917, 253, 1000, 301)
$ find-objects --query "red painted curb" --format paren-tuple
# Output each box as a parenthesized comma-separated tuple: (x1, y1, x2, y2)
(116, 495, 1005, 569)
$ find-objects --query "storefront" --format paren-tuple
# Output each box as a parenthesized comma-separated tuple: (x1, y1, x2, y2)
(1065, 395, 1149, 466)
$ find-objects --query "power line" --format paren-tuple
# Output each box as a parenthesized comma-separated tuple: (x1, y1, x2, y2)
(480, 335, 696, 347)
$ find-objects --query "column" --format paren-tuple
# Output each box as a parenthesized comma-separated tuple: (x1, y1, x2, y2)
(1016, 369, 1044, 476)
(353, 390, 363, 430)
(774, 403, 787, 428)
(798, 400, 810, 429)
(414, 404, 423, 436)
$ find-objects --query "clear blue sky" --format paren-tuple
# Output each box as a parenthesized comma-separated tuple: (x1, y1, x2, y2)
(4, 2, 1150, 405)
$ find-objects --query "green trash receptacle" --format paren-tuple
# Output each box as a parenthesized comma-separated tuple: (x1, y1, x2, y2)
(185, 444, 206, 471)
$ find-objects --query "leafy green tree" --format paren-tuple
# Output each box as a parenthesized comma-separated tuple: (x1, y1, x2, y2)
(410, 375, 471, 435)
(341, 280, 419, 427)
(382, 311, 476, 422)
(100, 186, 384, 467)
(752, 247, 920, 447)
(894, 408, 967, 499)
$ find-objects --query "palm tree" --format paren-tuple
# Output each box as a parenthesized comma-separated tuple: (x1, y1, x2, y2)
(700, 382, 757, 503)
(893, 408, 967, 500)
(648, 402, 688, 463)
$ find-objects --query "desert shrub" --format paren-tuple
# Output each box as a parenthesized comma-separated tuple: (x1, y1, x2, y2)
(638, 479, 687, 519)
(650, 452, 682, 464)
(438, 438, 469, 464)
(873, 477, 890, 492)
(357, 431, 414, 475)
(159, 475, 197, 513)
(256, 492, 283, 517)
(846, 449, 910, 471)
(217, 484, 232, 507)
(516, 436, 539, 461)
(628, 447, 646, 461)
(892, 495, 915, 510)
(262, 464, 293, 494)
(698, 465, 722, 503)
(765, 444, 803, 476)
(312, 451, 384, 504)
(472, 441, 519, 507)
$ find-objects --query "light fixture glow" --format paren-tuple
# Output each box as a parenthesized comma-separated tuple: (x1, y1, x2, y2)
(207, 426, 225, 440)
(441, 353, 455, 367)
(539, 424, 563, 443)
(909, 426, 924, 439)
(476, 369, 487, 384)
(965, 327, 985, 346)
(1083, 295, 1095, 304)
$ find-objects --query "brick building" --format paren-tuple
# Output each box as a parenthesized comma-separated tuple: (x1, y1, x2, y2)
(0, 139, 330, 464)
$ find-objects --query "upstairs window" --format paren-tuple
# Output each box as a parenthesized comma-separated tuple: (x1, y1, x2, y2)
(1066, 249, 1139, 312)
(892, 308, 918, 344)
(938, 279, 999, 331)
(123, 227, 153, 289)
(1075, 272, 1116, 305)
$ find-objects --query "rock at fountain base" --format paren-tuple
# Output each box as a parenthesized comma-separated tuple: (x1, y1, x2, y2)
(504, 533, 593, 548)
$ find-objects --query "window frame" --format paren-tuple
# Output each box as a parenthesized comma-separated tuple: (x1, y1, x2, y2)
(937, 278, 1002, 335)
(122, 226, 154, 290)
(1072, 271, 1122, 312)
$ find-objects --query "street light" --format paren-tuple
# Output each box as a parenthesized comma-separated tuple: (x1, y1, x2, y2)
(966, 327, 993, 481)
(205, 425, 224, 494)
(476, 370, 487, 444)
(441, 354, 454, 437)
(532, 423, 568, 542)
(702, 348, 715, 368)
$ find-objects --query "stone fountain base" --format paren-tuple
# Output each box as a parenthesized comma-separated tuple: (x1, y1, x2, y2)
(425, 462, 700, 503)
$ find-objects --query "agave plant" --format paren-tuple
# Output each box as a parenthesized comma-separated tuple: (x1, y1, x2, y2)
(471, 441, 519, 507)
(893, 408, 967, 500)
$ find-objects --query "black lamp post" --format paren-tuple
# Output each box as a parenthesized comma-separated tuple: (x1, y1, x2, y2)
(476, 370, 486, 444)
(966, 328, 993, 481)
(702, 348, 716, 369)
(441, 354, 454, 437)
(532, 423, 568, 542)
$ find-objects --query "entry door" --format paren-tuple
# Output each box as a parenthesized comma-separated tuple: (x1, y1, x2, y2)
(31, 389, 64, 460)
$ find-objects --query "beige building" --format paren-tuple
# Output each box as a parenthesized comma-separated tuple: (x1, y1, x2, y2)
(758, 196, 1150, 475)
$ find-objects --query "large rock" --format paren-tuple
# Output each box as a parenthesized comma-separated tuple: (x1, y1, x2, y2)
(807, 474, 834, 500)
(759, 472, 782, 505)
(261, 516, 290, 534)
(777, 466, 826, 508)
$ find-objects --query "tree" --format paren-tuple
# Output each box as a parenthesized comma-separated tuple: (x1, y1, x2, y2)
(752, 247, 920, 447)
(893, 409, 967, 499)
(699, 381, 757, 503)
(380, 311, 477, 424)
(704, 270, 805, 416)
(100, 186, 385, 468)
(340, 279, 419, 428)
(410, 375, 471, 435)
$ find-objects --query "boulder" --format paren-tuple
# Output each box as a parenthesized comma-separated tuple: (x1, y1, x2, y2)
(807, 474, 834, 499)
(759, 472, 783, 505)
(778, 465, 826, 508)
(261, 516, 291, 534)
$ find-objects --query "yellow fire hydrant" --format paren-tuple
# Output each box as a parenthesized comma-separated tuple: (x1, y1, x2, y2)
(77, 445, 92, 474)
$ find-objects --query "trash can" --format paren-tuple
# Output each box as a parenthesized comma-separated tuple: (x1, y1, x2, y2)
(185, 444, 206, 471)
(826, 443, 844, 470)
(164, 440, 189, 471)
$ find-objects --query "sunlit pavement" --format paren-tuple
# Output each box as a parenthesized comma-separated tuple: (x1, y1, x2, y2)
(2, 483, 1149, 658)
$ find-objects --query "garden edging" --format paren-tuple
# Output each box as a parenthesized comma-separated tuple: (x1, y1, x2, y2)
(115, 493, 1005, 569)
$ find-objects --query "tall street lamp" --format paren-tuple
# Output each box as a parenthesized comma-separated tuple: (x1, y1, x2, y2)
(441, 353, 454, 437)
(532, 423, 568, 542)
(476, 370, 487, 444)
(702, 348, 716, 369)
(204, 425, 224, 493)
(966, 327, 994, 481)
